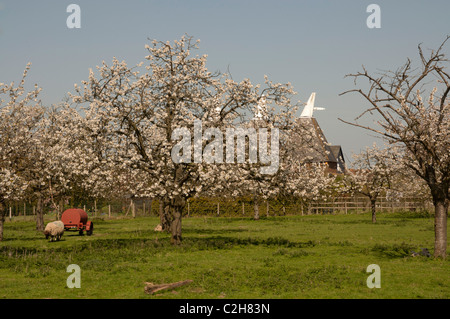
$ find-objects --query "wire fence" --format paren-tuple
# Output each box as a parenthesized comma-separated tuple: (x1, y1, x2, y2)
(307, 196, 433, 215)
(3, 195, 434, 221)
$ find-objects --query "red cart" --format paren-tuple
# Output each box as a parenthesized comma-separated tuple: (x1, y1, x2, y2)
(61, 208, 93, 236)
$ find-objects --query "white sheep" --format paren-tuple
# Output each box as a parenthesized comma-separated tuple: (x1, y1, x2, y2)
(44, 221, 65, 242)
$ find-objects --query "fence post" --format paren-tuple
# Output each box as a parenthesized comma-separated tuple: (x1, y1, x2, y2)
(242, 202, 245, 216)
(217, 202, 220, 216)
(132, 200, 136, 218)
(9, 207, 12, 221)
(108, 205, 111, 218)
(266, 201, 269, 217)
(187, 200, 190, 218)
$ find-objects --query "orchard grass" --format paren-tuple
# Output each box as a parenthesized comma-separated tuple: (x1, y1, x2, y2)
(0, 211, 448, 299)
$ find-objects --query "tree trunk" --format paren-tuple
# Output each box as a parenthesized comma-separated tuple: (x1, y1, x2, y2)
(434, 199, 448, 259)
(143, 201, 146, 217)
(148, 199, 153, 216)
(0, 214, 4, 242)
(35, 196, 45, 231)
(58, 198, 64, 220)
(159, 198, 171, 232)
(158, 199, 163, 218)
(0, 202, 5, 241)
(170, 196, 186, 245)
(253, 199, 260, 220)
(370, 199, 376, 223)
(171, 209, 182, 245)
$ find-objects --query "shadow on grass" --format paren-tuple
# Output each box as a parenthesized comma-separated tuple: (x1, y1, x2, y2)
(67, 235, 318, 252)
(176, 236, 317, 251)
(369, 242, 421, 259)
(182, 227, 249, 235)
(1, 235, 319, 257)
(383, 211, 435, 219)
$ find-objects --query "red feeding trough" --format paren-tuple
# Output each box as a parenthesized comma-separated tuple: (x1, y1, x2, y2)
(61, 208, 93, 236)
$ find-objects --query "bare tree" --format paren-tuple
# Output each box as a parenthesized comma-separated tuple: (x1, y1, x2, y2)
(339, 36, 450, 258)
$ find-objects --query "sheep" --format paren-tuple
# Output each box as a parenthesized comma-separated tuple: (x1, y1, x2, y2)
(44, 221, 65, 242)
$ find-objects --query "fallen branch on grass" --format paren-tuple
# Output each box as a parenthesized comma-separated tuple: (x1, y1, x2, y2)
(144, 280, 193, 295)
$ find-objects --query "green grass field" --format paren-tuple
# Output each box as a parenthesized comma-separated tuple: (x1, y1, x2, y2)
(0, 211, 448, 299)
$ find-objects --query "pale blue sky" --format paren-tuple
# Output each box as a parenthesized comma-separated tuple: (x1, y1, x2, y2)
(1, 0, 449, 162)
